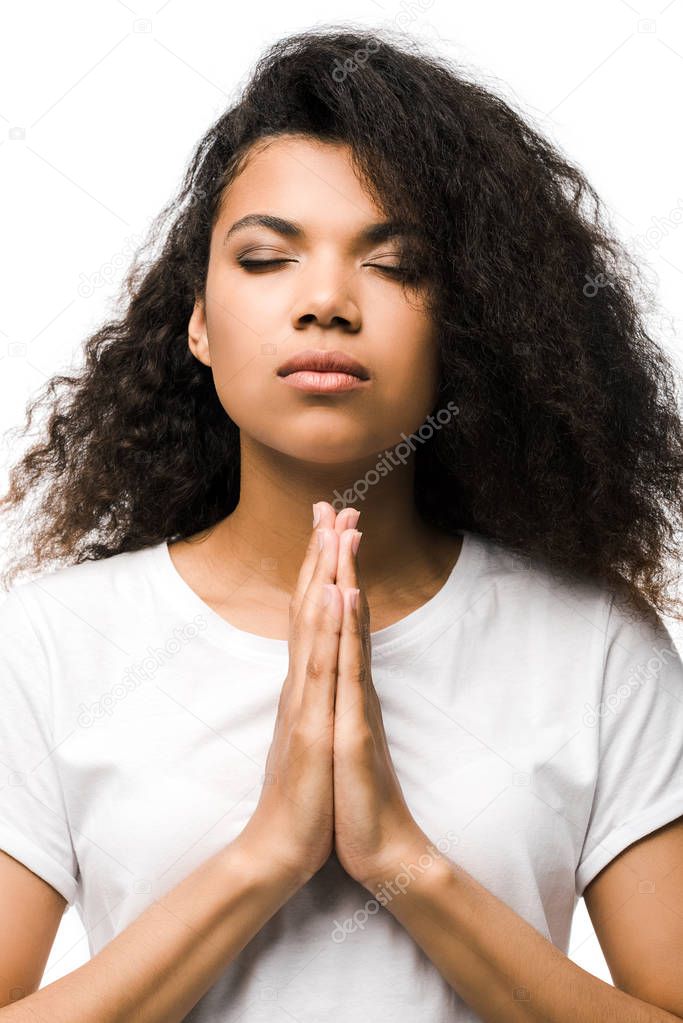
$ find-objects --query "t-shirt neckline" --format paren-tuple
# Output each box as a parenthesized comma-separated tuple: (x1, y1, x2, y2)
(151, 528, 480, 660)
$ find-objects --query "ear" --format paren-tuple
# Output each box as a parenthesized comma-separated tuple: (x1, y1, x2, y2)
(188, 296, 210, 367)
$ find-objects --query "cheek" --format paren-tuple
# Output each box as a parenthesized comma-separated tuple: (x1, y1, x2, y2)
(204, 273, 267, 367)
(378, 312, 440, 411)
(201, 294, 264, 422)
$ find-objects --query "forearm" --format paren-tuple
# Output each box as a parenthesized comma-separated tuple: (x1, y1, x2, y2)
(1, 839, 304, 1023)
(365, 849, 680, 1023)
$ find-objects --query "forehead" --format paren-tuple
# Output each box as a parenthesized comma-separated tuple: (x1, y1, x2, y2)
(215, 135, 385, 235)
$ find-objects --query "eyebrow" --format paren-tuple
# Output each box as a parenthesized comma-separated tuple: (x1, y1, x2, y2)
(223, 213, 419, 246)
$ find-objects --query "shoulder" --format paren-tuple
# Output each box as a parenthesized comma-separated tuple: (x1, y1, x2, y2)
(0, 543, 164, 638)
(471, 533, 681, 700)
(465, 529, 612, 630)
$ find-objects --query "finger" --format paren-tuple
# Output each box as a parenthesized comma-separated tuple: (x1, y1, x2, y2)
(312, 499, 356, 532)
(293, 503, 337, 608)
(297, 526, 342, 728)
(335, 528, 361, 595)
(299, 579, 342, 727)
(335, 583, 366, 725)
(315, 501, 337, 532)
(294, 526, 341, 670)
(334, 504, 361, 535)
(337, 530, 372, 695)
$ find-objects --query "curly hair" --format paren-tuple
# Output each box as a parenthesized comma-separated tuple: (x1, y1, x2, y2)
(2, 25, 683, 621)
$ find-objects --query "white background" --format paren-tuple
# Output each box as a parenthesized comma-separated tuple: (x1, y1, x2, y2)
(1, 0, 682, 1000)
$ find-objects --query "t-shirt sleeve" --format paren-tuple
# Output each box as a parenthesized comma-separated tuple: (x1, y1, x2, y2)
(575, 591, 683, 898)
(0, 587, 79, 906)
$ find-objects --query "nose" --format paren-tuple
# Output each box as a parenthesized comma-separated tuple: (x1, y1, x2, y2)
(290, 265, 361, 332)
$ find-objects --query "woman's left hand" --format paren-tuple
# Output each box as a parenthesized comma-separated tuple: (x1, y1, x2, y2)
(331, 517, 431, 892)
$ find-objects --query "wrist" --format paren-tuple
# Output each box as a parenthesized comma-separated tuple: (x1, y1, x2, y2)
(359, 831, 455, 898)
(228, 831, 310, 896)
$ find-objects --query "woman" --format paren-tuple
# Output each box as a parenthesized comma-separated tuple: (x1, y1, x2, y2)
(1, 26, 682, 1023)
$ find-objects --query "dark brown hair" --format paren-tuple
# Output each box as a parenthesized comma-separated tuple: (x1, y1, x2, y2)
(2, 26, 683, 620)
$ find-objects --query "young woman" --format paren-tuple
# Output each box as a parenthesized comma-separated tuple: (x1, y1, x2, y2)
(1, 26, 682, 1023)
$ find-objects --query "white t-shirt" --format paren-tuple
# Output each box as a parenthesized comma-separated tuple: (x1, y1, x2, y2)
(1, 529, 682, 1022)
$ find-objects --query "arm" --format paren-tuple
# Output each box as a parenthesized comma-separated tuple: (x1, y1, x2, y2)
(327, 511, 683, 1021)
(0, 838, 305, 1023)
(0, 507, 346, 1023)
(360, 828, 683, 1023)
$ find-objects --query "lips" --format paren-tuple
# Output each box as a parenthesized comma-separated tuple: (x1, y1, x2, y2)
(276, 348, 370, 380)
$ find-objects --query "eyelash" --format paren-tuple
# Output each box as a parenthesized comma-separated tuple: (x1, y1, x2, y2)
(236, 258, 419, 283)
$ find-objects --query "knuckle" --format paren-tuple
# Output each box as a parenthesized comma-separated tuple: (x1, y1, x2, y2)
(288, 721, 307, 745)
(305, 654, 328, 683)
(348, 728, 375, 757)
(289, 720, 317, 752)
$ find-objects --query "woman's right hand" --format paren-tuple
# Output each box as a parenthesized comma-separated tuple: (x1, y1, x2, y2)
(234, 502, 360, 887)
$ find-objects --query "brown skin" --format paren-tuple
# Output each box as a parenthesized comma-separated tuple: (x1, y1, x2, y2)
(169, 134, 462, 639)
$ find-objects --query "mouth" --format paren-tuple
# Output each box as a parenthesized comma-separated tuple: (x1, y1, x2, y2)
(276, 348, 370, 381)
(278, 370, 369, 393)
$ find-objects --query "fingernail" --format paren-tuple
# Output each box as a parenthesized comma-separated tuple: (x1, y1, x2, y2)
(351, 530, 362, 556)
(317, 528, 326, 550)
(349, 588, 359, 611)
(346, 508, 361, 529)
(312, 503, 321, 527)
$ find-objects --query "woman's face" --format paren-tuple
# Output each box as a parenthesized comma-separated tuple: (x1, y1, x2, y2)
(189, 134, 440, 463)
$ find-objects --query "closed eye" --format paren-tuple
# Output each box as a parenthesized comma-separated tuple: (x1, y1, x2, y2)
(367, 264, 418, 281)
(236, 258, 420, 282)
(237, 258, 296, 271)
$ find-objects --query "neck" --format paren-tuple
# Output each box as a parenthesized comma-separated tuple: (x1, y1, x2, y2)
(190, 432, 456, 597)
